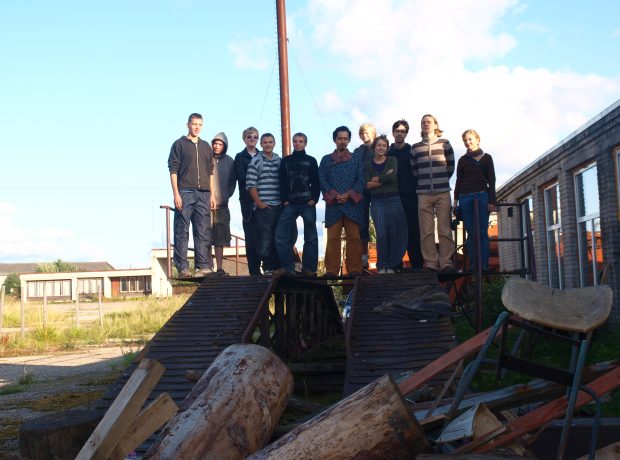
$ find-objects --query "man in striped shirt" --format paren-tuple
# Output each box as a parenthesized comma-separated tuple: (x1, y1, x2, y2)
(411, 114, 455, 272)
(246, 133, 282, 274)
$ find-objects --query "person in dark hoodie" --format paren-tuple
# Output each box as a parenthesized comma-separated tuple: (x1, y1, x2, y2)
(210, 132, 236, 275)
(234, 127, 261, 275)
(274, 133, 320, 276)
(167, 113, 214, 278)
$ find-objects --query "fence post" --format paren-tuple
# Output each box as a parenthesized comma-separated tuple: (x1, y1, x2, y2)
(98, 283, 103, 327)
(21, 285, 26, 338)
(0, 281, 5, 332)
(43, 282, 48, 328)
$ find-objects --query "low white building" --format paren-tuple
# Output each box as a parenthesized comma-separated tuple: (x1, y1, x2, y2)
(16, 246, 249, 302)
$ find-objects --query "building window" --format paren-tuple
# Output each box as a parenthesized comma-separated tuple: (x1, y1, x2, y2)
(520, 196, 534, 278)
(544, 183, 564, 288)
(120, 276, 151, 293)
(78, 278, 102, 295)
(27, 279, 71, 297)
(575, 164, 601, 286)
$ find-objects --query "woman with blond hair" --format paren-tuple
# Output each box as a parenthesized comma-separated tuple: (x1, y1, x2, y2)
(453, 129, 496, 271)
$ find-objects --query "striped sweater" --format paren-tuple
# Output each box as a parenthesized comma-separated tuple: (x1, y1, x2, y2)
(245, 152, 282, 206)
(410, 137, 455, 194)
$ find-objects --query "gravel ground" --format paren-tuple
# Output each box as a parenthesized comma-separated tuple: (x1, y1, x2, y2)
(0, 346, 129, 458)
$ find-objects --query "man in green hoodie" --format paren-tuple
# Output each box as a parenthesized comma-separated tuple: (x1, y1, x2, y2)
(210, 132, 236, 275)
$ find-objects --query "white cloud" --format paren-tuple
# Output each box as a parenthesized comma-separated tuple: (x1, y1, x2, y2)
(0, 202, 106, 262)
(321, 90, 344, 113)
(228, 36, 273, 70)
(611, 28, 620, 38)
(297, 0, 620, 188)
(516, 22, 548, 33)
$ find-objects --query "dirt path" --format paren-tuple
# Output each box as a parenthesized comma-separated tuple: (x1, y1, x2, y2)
(0, 345, 130, 458)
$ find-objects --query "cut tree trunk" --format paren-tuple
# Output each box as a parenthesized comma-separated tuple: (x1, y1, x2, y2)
(143, 343, 293, 460)
(19, 409, 102, 460)
(248, 374, 429, 460)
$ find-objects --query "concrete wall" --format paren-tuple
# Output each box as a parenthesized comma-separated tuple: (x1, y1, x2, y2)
(497, 100, 620, 325)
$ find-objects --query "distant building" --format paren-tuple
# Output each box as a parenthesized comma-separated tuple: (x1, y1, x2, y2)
(497, 99, 620, 325)
(8, 246, 249, 302)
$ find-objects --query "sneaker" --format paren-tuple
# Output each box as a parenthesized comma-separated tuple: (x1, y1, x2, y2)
(194, 267, 214, 277)
(263, 270, 273, 276)
(179, 269, 192, 278)
(385, 268, 395, 274)
(216, 269, 228, 276)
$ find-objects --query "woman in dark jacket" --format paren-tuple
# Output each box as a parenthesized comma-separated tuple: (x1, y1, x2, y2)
(453, 129, 496, 271)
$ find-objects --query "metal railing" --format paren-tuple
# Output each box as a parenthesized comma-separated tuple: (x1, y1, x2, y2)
(160, 205, 248, 278)
(453, 199, 535, 332)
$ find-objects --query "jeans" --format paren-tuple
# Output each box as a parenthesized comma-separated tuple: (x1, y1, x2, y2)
(252, 205, 283, 272)
(275, 203, 318, 272)
(240, 199, 261, 275)
(173, 190, 211, 271)
(459, 191, 490, 270)
(400, 193, 423, 269)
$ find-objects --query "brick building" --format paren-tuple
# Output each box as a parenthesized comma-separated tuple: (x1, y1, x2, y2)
(497, 99, 620, 325)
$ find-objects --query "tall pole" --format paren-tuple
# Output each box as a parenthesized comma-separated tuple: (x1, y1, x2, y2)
(276, 0, 291, 156)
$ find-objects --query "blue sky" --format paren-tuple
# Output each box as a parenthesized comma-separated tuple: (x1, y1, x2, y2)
(1, 0, 619, 268)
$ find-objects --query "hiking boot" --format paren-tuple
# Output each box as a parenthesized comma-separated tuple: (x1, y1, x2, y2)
(194, 267, 214, 277)
(179, 269, 192, 278)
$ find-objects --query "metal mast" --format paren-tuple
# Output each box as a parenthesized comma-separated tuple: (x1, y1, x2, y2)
(276, 0, 291, 156)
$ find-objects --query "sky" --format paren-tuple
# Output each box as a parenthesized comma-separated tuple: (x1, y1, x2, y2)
(1, 0, 619, 269)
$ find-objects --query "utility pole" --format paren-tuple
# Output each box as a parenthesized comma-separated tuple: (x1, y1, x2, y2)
(276, 0, 291, 156)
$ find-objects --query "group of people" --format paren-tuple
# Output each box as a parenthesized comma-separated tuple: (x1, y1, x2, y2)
(167, 112, 496, 278)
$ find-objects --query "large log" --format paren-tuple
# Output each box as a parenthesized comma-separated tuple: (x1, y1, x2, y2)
(248, 374, 429, 459)
(144, 344, 293, 460)
(19, 409, 102, 460)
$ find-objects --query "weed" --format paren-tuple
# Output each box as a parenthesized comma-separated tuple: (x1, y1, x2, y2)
(0, 385, 24, 396)
(18, 370, 34, 385)
(0, 295, 188, 356)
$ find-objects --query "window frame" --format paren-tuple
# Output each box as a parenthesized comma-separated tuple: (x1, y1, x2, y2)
(543, 182, 564, 288)
(574, 162, 600, 286)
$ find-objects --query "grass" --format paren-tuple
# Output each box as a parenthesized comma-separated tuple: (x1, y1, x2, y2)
(454, 276, 620, 416)
(0, 294, 189, 356)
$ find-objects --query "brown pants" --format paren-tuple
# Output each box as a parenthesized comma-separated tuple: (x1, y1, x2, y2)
(324, 216, 363, 275)
(418, 192, 454, 270)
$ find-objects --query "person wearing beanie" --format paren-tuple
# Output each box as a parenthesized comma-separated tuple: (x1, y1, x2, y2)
(210, 132, 236, 275)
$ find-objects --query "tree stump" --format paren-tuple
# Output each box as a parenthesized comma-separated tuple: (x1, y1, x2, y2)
(143, 343, 293, 460)
(19, 409, 102, 460)
(248, 374, 429, 459)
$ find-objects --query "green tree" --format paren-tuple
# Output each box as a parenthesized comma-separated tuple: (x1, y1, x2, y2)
(35, 259, 79, 273)
(3, 273, 21, 296)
